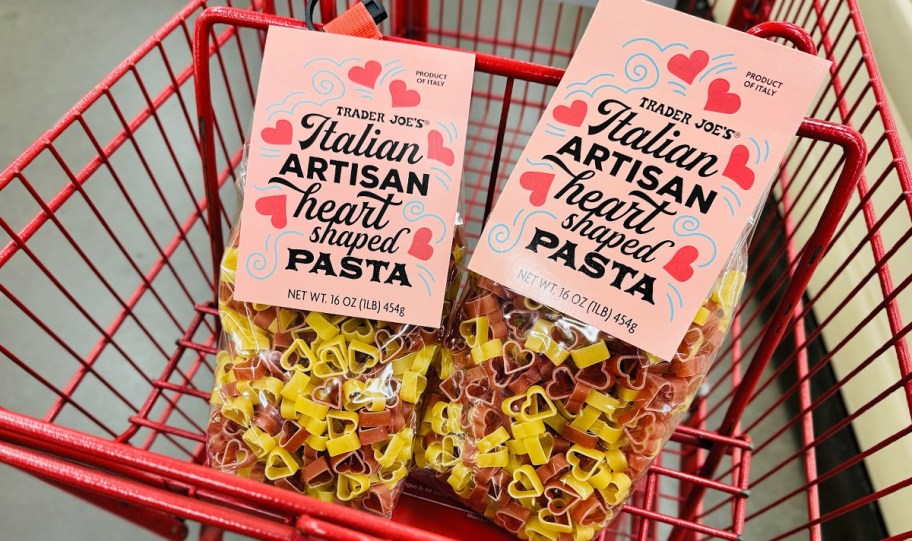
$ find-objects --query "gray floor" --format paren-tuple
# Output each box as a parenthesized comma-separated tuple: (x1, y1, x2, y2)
(0, 1, 800, 540)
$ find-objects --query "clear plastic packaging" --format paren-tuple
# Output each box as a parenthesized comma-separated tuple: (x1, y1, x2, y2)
(415, 247, 746, 539)
(207, 159, 466, 517)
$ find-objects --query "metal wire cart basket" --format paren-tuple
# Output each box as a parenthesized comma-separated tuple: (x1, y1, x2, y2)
(0, 1, 909, 539)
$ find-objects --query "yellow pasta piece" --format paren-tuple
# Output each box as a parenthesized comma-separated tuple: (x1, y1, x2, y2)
(476, 426, 510, 453)
(391, 351, 417, 377)
(280, 339, 317, 373)
(280, 398, 297, 420)
(569, 405, 601, 432)
(377, 428, 413, 468)
(379, 460, 409, 485)
(410, 344, 436, 374)
(570, 341, 610, 369)
(476, 448, 510, 468)
(567, 445, 604, 482)
(326, 432, 361, 456)
(599, 472, 632, 506)
(294, 396, 329, 419)
(303, 415, 327, 436)
(306, 433, 327, 452)
(348, 340, 380, 375)
(280, 371, 311, 401)
(511, 419, 546, 439)
(560, 473, 594, 500)
(524, 433, 555, 466)
(220, 247, 238, 282)
(250, 376, 284, 404)
(220, 396, 254, 426)
(337, 472, 371, 501)
(306, 480, 336, 503)
(507, 438, 527, 455)
(447, 463, 473, 493)
(524, 320, 553, 353)
(438, 348, 455, 380)
(401, 370, 427, 403)
(264, 447, 300, 480)
(537, 508, 573, 534)
(543, 412, 566, 434)
(235, 380, 260, 405)
(604, 448, 627, 473)
(305, 312, 339, 341)
(507, 464, 544, 499)
(573, 525, 597, 541)
(459, 316, 491, 348)
(713, 270, 745, 311)
(693, 306, 711, 326)
(543, 340, 570, 366)
(524, 517, 560, 541)
(242, 426, 276, 458)
(471, 338, 504, 364)
(592, 420, 624, 445)
(615, 386, 640, 403)
(588, 463, 613, 490)
(585, 389, 620, 414)
(340, 318, 375, 343)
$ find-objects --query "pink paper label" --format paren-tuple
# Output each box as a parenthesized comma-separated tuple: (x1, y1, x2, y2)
(234, 28, 474, 327)
(469, 0, 830, 359)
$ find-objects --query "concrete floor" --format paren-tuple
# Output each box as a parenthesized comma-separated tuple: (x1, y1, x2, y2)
(0, 1, 805, 540)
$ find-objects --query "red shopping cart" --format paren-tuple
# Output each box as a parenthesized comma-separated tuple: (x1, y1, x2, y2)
(0, 1, 908, 540)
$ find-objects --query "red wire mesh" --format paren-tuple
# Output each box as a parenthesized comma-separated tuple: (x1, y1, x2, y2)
(0, 0, 907, 540)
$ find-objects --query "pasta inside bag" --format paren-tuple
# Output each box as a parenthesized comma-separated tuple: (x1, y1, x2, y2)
(416, 248, 746, 538)
(207, 160, 467, 517)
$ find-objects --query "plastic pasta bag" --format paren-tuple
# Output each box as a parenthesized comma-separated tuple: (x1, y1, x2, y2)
(415, 254, 745, 538)
(206, 152, 467, 517)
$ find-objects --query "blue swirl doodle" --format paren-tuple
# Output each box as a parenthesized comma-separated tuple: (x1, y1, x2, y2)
(486, 209, 557, 254)
(449, 121, 459, 141)
(666, 293, 676, 321)
(246, 231, 308, 280)
(266, 70, 347, 121)
(721, 185, 743, 208)
(567, 73, 616, 89)
(546, 122, 567, 133)
(253, 184, 283, 192)
(402, 200, 448, 244)
(526, 157, 554, 170)
(437, 121, 455, 143)
(669, 283, 684, 308)
(672, 215, 718, 268)
(711, 53, 736, 61)
(622, 37, 688, 52)
(723, 196, 736, 217)
(698, 62, 736, 83)
(265, 91, 308, 112)
(431, 167, 452, 183)
(434, 176, 449, 192)
(302, 56, 360, 70)
(383, 59, 401, 67)
(673, 90, 686, 97)
(565, 52, 659, 98)
(417, 274, 432, 296)
(764, 140, 770, 162)
(417, 264, 435, 282)
(715, 66, 738, 76)
(748, 137, 763, 164)
(669, 81, 687, 90)
(379, 67, 407, 87)
(545, 130, 566, 137)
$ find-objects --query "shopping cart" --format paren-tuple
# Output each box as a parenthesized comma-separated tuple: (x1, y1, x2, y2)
(0, 1, 907, 540)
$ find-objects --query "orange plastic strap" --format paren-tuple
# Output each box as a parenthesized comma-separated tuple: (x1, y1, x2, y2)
(323, 2, 383, 40)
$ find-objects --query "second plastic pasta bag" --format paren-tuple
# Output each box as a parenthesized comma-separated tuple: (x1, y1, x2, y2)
(416, 256, 744, 537)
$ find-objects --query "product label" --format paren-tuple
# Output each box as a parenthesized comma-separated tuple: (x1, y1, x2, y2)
(469, 0, 829, 359)
(234, 28, 474, 326)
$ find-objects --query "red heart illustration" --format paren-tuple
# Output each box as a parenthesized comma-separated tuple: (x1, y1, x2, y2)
(260, 119, 292, 145)
(408, 227, 434, 261)
(667, 50, 709, 85)
(663, 246, 699, 282)
(553, 100, 588, 127)
(427, 130, 455, 166)
(704, 79, 741, 114)
(254, 194, 287, 229)
(519, 171, 555, 207)
(723, 145, 755, 189)
(348, 60, 382, 88)
(390, 79, 421, 108)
